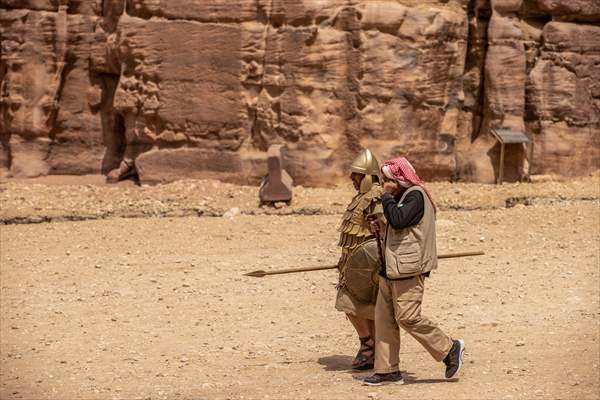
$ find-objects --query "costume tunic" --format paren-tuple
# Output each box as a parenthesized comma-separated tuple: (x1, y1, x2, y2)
(335, 184, 383, 319)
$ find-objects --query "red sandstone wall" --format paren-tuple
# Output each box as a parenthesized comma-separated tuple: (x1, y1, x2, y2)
(1, 0, 598, 185)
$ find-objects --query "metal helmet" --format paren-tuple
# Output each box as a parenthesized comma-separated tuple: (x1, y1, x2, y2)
(350, 149, 380, 176)
(349, 149, 380, 193)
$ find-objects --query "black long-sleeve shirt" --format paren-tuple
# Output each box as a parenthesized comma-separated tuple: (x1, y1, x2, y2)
(381, 189, 429, 279)
(381, 189, 424, 229)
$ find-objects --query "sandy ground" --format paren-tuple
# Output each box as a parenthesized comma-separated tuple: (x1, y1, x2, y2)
(2, 174, 599, 223)
(0, 175, 599, 400)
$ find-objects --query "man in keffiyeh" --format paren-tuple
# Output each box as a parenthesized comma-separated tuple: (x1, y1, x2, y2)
(363, 157, 465, 386)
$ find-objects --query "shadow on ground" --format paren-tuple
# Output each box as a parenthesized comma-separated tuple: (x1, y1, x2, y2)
(318, 355, 354, 372)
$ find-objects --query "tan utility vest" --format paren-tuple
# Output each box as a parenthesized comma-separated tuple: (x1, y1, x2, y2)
(383, 186, 437, 279)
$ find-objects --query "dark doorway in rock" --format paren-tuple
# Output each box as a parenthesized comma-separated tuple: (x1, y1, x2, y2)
(99, 74, 126, 174)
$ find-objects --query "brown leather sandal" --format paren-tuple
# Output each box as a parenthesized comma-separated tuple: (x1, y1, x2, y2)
(352, 336, 375, 370)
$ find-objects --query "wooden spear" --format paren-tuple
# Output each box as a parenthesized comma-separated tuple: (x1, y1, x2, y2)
(243, 250, 485, 277)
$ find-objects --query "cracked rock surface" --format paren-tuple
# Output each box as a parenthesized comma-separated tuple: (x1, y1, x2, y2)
(1, 1, 599, 185)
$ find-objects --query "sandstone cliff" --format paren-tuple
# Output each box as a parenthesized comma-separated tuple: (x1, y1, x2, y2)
(1, 0, 598, 185)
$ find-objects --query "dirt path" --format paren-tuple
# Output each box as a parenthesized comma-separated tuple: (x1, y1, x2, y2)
(1, 185, 598, 399)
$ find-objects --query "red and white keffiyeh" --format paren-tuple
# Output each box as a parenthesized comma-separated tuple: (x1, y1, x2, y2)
(381, 157, 436, 212)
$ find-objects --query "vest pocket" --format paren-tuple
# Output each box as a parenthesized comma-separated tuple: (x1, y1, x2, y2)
(397, 252, 420, 264)
(385, 246, 422, 278)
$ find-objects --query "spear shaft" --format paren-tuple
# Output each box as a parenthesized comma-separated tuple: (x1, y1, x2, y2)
(243, 250, 484, 278)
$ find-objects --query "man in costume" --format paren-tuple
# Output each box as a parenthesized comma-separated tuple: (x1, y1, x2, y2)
(335, 149, 384, 370)
(363, 157, 464, 385)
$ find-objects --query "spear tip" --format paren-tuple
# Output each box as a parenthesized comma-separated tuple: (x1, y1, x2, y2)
(244, 270, 266, 277)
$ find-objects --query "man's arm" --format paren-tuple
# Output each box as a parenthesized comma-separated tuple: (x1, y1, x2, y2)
(381, 190, 424, 229)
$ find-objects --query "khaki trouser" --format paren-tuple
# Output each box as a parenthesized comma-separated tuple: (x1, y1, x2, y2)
(374, 275, 453, 373)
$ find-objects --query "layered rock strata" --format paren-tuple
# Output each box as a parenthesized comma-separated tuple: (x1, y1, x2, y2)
(1, 0, 598, 185)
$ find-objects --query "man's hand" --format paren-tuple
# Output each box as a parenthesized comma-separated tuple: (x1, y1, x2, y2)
(368, 220, 380, 234)
(367, 214, 384, 234)
(383, 181, 399, 193)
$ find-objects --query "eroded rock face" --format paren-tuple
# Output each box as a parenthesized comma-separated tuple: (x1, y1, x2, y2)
(1, 0, 598, 184)
(537, 0, 600, 22)
(529, 22, 600, 176)
(1, 6, 105, 177)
